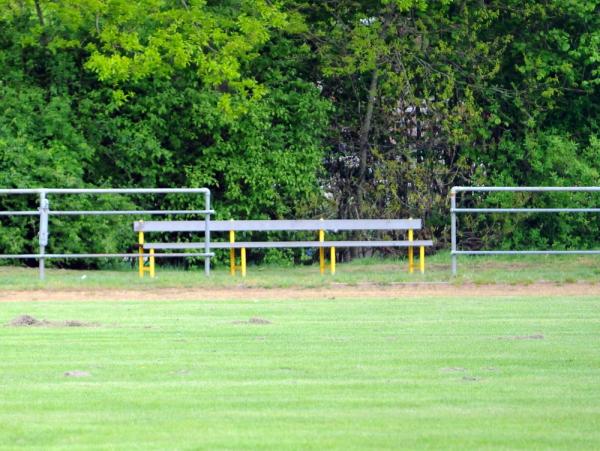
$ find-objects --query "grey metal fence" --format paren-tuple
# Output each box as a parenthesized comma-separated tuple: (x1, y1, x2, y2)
(450, 186, 600, 275)
(0, 188, 214, 279)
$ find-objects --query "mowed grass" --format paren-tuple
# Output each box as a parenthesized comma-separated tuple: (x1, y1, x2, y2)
(1, 294, 599, 449)
(2, 252, 600, 289)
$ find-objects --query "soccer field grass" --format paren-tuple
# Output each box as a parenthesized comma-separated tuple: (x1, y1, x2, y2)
(1, 293, 599, 449)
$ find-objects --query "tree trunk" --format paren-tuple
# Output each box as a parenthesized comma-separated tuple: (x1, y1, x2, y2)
(353, 68, 378, 258)
(357, 68, 378, 216)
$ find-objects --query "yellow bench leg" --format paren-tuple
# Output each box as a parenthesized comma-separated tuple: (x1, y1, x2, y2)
(319, 223, 325, 275)
(330, 247, 336, 275)
(138, 230, 145, 278)
(138, 253, 144, 278)
(230, 248, 236, 276)
(408, 226, 414, 273)
(319, 247, 325, 274)
(137, 224, 156, 278)
(150, 248, 155, 278)
(229, 229, 236, 276)
(241, 247, 246, 277)
(420, 246, 425, 274)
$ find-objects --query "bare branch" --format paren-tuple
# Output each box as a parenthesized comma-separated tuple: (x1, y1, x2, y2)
(34, 0, 45, 26)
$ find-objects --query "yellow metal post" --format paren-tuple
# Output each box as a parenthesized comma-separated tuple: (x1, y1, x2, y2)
(330, 247, 336, 275)
(408, 227, 414, 273)
(319, 224, 325, 275)
(229, 229, 236, 276)
(138, 228, 145, 278)
(419, 245, 425, 274)
(149, 248, 155, 278)
(137, 221, 155, 278)
(241, 247, 247, 277)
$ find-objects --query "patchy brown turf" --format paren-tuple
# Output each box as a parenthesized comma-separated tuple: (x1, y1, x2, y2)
(0, 282, 599, 302)
(7, 314, 98, 327)
(232, 317, 272, 325)
(64, 370, 91, 378)
(498, 334, 545, 340)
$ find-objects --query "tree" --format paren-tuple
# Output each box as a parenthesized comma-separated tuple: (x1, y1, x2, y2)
(0, 0, 331, 265)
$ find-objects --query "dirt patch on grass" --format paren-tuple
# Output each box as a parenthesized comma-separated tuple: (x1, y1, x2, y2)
(9, 315, 45, 326)
(64, 370, 90, 377)
(8, 315, 98, 327)
(462, 375, 480, 382)
(62, 320, 93, 327)
(441, 367, 466, 372)
(0, 282, 599, 303)
(232, 317, 272, 325)
(499, 334, 544, 340)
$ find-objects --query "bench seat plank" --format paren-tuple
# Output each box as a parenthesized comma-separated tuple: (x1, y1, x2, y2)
(143, 240, 433, 250)
(134, 219, 422, 233)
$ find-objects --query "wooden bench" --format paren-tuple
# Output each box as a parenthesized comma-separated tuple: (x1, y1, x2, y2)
(133, 219, 433, 277)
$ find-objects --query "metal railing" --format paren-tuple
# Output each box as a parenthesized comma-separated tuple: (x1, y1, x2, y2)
(0, 188, 214, 279)
(450, 186, 600, 275)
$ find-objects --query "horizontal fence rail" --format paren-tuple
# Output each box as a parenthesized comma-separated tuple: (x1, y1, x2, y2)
(453, 250, 600, 255)
(452, 208, 600, 213)
(0, 253, 214, 258)
(0, 188, 211, 194)
(450, 186, 600, 275)
(0, 188, 213, 279)
(49, 210, 214, 216)
(452, 186, 600, 193)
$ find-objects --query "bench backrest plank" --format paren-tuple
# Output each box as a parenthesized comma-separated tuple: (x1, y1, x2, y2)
(134, 219, 422, 233)
(144, 239, 434, 250)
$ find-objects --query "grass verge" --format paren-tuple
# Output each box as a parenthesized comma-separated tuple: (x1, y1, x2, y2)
(1, 252, 600, 289)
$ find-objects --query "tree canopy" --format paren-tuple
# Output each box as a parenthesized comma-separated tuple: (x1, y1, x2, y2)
(0, 0, 599, 264)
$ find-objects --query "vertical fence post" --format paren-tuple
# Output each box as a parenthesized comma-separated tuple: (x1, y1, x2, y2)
(451, 189, 457, 276)
(38, 191, 49, 281)
(204, 191, 211, 276)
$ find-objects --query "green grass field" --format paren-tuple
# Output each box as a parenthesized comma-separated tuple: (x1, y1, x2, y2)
(1, 288, 599, 449)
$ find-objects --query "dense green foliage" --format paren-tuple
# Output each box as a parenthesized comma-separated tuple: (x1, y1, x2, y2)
(299, 0, 600, 250)
(0, 0, 599, 264)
